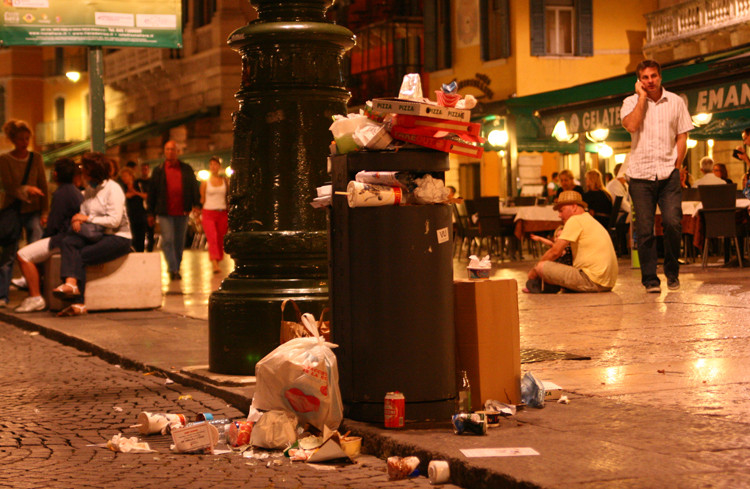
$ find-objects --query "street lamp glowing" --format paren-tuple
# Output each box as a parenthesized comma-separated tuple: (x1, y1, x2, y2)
(691, 113, 712, 126)
(597, 143, 614, 158)
(65, 71, 81, 82)
(552, 120, 578, 143)
(198, 169, 210, 181)
(586, 128, 609, 142)
(487, 129, 508, 147)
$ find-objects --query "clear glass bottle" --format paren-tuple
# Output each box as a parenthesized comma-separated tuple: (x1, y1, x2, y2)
(456, 370, 472, 413)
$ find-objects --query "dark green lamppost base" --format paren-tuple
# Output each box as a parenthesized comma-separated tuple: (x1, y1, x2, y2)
(208, 0, 354, 375)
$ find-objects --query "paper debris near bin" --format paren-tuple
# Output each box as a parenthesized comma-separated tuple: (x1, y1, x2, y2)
(467, 255, 491, 279)
(171, 421, 219, 453)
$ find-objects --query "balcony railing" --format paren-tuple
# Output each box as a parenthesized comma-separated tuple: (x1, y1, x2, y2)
(103, 47, 180, 85)
(645, 0, 750, 46)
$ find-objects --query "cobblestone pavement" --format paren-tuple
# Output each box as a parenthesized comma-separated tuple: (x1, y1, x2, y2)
(0, 322, 460, 489)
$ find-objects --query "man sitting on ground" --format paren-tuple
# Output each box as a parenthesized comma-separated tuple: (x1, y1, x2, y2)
(694, 156, 726, 186)
(526, 190, 618, 293)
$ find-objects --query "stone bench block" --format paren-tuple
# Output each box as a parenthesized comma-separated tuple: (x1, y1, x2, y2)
(44, 252, 162, 311)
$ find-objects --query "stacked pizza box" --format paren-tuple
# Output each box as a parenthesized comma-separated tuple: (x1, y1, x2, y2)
(369, 97, 485, 159)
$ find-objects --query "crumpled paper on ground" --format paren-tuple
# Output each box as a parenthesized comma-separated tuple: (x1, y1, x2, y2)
(106, 434, 153, 453)
(387, 456, 420, 480)
(468, 255, 491, 270)
(249, 410, 298, 450)
(412, 175, 450, 204)
(484, 399, 517, 416)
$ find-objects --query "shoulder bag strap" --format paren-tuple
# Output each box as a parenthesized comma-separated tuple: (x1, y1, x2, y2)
(21, 151, 34, 185)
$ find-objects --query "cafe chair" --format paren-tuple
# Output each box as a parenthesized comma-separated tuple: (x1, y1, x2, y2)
(699, 183, 742, 269)
(452, 202, 480, 258)
(606, 195, 624, 255)
(681, 187, 701, 201)
(476, 196, 517, 260)
(513, 196, 537, 206)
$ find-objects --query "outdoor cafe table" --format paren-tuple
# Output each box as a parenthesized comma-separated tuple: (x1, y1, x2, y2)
(500, 204, 561, 241)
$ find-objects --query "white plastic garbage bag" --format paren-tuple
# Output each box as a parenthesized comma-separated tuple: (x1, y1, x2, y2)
(252, 313, 343, 431)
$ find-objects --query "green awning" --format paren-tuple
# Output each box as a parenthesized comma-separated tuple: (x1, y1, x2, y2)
(42, 106, 221, 163)
(483, 46, 750, 148)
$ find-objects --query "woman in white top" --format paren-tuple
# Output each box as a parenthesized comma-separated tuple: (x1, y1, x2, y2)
(200, 156, 229, 274)
(51, 152, 132, 316)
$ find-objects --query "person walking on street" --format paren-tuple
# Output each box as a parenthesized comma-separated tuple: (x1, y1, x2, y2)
(137, 163, 155, 251)
(621, 59, 693, 293)
(200, 156, 229, 274)
(147, 140, 201, 281)
(0, 120, 48, 308)
(120, 167, 148, 252)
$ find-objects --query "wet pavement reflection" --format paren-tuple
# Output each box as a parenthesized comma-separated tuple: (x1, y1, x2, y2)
(168, 251, 750, 423)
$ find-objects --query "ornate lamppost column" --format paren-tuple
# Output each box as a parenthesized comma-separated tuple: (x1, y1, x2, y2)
(209, 0, 354, 374)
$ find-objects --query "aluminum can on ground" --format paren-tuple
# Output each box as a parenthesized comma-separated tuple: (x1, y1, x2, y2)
(384, 391, 405, 428)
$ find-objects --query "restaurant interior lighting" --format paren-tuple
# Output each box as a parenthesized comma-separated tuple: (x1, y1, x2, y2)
(707, 139, 715, 148)
(225, 166, 234, 177)
(198, 169, 210, 181)
(65, 71, 81, 82)
(586, 128, 609, 142)
(686, 138, 698, 148)
(614, 153, 627, 164)
(552, 120, 578, 143)
(691, 113, 713, 126)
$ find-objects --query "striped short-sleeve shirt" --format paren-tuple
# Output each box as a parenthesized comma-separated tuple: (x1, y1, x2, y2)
(621, 89, 694, 180)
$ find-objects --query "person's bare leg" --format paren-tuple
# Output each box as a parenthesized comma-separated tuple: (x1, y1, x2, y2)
(17, 257, 41, 297)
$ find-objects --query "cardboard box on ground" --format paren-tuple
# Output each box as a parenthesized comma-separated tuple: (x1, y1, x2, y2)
(454, 279, 522, 409)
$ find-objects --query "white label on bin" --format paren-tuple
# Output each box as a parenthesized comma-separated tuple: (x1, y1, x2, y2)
(436, 227, 450, 244)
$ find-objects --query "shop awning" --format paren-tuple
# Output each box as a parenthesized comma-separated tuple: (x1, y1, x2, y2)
(483, 46, 750, 150)
(42, 106, 221, 163)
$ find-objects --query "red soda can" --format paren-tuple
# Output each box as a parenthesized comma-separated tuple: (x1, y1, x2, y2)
(384, 391, 405, 428)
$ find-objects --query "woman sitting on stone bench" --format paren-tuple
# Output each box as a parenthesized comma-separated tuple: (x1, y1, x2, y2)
(13, 158, 84, 312)
(52, 152, 132, 316)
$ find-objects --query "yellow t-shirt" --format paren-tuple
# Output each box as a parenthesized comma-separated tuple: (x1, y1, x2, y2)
(558, 212, 618, 288)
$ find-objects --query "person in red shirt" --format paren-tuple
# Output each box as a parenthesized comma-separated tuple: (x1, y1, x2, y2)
(146, 140, 201, 280)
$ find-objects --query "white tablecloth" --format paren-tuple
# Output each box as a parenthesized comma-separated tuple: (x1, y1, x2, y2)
(681, 199, 750, 217)
(501, 205, 561, 223)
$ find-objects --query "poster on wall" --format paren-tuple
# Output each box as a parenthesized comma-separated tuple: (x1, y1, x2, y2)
(455, 0, 479, 48)
(0, 0, 182, 48)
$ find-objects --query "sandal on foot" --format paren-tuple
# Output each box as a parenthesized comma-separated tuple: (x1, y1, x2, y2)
(52, 283, 80, 299)
(57, 304, 87, 317)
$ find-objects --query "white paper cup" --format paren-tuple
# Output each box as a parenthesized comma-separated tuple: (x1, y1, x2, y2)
(428, 460, 450, 484)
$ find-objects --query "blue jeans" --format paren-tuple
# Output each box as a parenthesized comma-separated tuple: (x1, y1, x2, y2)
(158, 215, 189, 274)
(629, 169, 682, 287)
(0, 212, 42, 301)
(58, 234, 132, 303)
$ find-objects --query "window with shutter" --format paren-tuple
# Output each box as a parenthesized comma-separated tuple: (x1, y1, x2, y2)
(481, 0, 511, 61)
(424, 0, 452, 71)
(530, 0, 593, 57)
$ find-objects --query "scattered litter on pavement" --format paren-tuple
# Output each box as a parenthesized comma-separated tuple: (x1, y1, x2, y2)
(484, 399, 516, 417)
(113, 406, 123, 412)
(542, 380, 563, 401)
(557, 395, 570, 404)
(387, 456, 420, 480)
(308, 464, 337, 471)
(460, 447, 539, 458)
(103, 434, 153, 453)
(28, 331, 39, 336)
(428, 460, 450, 485)
(165, 378, 174, 384)
(177, 394, 192, 400)
(131, 412, 186, 435)
(657, 369, 666, 374)
(521, 372, 545, 408)
(452, 413, 487, 435)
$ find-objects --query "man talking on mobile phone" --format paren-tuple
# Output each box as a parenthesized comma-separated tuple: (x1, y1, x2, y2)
(621, 59, 694, 293)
